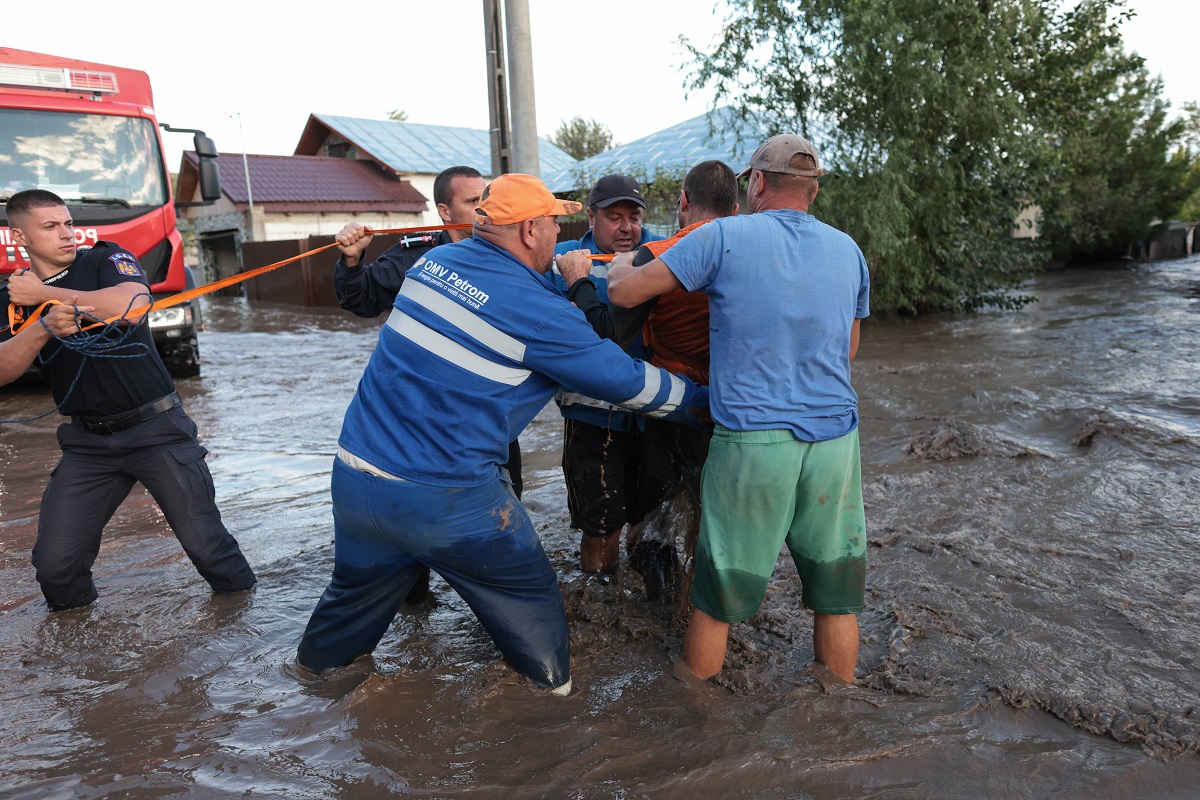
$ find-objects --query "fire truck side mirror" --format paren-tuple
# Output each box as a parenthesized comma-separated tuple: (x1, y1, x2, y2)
(198, 160, 221, 202)
(193, 134, 219, 159)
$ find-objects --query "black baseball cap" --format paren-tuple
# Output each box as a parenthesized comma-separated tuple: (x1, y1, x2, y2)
(587, 174, 646, 209)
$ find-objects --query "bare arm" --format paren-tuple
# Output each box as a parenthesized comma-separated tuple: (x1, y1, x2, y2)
(607, 255, 683, 308)
(0, 300, 91, 385)
(7, 272, 153, 324)
(850, 318, 861, 361)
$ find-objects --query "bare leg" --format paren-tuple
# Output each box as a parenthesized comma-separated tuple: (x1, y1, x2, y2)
(813, 613, 859, 683)
(581, 528, 621, 573)
(682, 607, 730, 679)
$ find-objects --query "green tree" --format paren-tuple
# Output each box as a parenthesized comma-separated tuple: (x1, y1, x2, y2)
(1171, 103, 1200, 221)
(682, 0, 1192, 313)
(551, 117, 614, 161)
(1026, 4, 1195, 261)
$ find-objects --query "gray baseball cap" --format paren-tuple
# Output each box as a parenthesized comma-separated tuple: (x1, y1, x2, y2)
(737, 134, 827, 179)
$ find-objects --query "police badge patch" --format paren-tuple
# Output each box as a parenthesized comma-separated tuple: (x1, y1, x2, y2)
(109, 252, 142, 277)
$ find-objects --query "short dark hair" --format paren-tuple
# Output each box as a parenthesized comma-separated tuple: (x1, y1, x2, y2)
(6, 189, 66, 224)
(682, 161, 738, 217)
(433, 166, 483, 207)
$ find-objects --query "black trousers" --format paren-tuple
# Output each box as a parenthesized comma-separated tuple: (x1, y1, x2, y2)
(32, 405, 256, 610)
(562, 418, 644, 537)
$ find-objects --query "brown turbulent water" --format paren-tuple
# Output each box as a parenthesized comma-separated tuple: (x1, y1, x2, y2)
(2, 257, 1199, 798)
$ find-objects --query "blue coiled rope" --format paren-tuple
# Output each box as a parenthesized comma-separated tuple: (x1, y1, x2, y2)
(0, 291, 154, 424)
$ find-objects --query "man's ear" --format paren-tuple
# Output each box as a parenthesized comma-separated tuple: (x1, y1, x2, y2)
(518, 218, 538, 249)
(436, 203, 452, 224)
(10, 225, 26, 246)
(586, 206, 596, 230)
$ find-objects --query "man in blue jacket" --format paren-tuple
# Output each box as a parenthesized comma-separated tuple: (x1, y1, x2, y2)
(332, 166, 523, 605)
(297, 174, 708, 694)
(550, 174, 664, 574)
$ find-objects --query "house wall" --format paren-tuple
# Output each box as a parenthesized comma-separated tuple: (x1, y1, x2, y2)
(180, 178, 426, 284)
(262, 210, 424, 241)
(1011, 204, 1041, 240)
(401, 173, 442, 226)
(180, 186, 247, 285)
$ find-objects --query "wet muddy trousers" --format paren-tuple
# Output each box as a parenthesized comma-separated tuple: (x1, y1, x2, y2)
(297, 458, 570, 689)
(32, 408, 257, 611)
(402, 439, 523, 606)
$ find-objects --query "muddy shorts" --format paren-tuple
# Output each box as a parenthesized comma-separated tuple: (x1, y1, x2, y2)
(636, 416, 712, 512)
(691, 426, 866, 623)
(563, 419, 644, 537)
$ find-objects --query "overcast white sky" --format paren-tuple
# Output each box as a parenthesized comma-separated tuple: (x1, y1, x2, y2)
(4, 0, 1196, 170)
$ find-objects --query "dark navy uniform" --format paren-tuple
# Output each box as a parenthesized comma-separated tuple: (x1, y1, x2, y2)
(334, 230, 450, 319)
(0, 242, 256, 610)
(332, 231, 523, 496)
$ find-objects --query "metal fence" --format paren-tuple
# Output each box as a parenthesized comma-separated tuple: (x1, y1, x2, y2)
(240, 233, 411, 308)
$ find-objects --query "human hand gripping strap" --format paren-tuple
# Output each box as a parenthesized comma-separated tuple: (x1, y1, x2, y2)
(1, 293, 153, 424)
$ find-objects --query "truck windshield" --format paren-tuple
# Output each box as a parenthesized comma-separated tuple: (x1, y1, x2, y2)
(0, 109, 166, 207)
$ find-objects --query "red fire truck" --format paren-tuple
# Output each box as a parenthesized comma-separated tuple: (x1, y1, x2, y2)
(0, 48, 220, 377)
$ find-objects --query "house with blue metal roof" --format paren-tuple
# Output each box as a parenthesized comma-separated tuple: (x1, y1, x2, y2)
(543, 106, 768, 194)
(294, 113, 578, 226)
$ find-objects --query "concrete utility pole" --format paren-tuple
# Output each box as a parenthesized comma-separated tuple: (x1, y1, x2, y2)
(482, 0, 511, 178)
(503, 0, 540, 177)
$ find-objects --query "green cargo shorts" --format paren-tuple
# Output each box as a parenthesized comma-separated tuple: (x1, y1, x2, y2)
(690, 426, 866, 623)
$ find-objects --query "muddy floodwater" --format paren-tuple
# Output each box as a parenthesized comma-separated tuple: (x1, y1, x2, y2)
(2, 256, 1199, 798)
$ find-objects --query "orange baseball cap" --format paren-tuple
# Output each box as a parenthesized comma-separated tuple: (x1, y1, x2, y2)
(475, 174, 583, 226)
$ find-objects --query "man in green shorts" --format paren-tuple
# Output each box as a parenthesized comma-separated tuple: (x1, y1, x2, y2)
(608, 134, 870, 683)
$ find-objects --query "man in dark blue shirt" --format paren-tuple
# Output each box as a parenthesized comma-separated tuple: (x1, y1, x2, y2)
(0, 190, 255, 611)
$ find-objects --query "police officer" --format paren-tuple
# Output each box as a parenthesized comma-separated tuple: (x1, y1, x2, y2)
(331, 166, 522, 603)
(0, 189, 256, 611)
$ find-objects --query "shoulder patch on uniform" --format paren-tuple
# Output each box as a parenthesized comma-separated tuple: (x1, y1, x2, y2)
(400, 233, 437, 249)
(109, 252, 142, 277)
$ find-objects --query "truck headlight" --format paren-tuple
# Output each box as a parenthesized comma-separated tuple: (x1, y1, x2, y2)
(148, 306, 193, 329)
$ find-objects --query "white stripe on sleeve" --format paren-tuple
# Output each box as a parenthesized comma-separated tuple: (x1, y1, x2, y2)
(386, 309, 531, 386)
(400, 279, 526, 362)
(643, 373, 688, 417)
(619, 362, 665, 409)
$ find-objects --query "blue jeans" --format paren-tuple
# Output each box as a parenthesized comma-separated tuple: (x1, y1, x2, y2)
(297, 458, 570, 689)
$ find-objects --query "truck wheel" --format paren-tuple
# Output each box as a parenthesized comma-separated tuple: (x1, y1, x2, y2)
(161, 335, 201, 379)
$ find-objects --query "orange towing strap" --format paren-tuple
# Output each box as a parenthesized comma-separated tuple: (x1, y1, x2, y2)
(5, 223, 473, 335)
